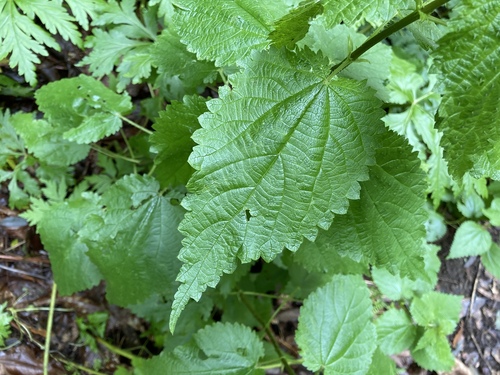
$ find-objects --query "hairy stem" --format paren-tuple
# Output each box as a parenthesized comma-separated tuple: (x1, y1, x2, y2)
(239, 292, 296, 375)
(329, 0, 450, 78)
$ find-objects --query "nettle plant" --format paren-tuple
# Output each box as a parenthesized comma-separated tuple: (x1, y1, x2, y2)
(1, 0, 499, 373)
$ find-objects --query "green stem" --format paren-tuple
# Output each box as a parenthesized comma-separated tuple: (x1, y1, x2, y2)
(43, 282, 57, 375)
(55, 357, 109, 375)
(118, 114, 153, 135)
(258, 358, 304, 370)
(228, 290, 301, 302)
(239, 292, 296, 375)
(120, 128, 138, 174)
(328, 0, 450, 78)
(95, 337, 141, 362)
(90, 144, 141, 164)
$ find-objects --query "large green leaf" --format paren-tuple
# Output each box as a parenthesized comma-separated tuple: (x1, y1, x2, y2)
(35, 75, 132, 144)
(433, 0, 500, 177)
(296, 274, 376, 374)
(170, 47, 384, 329)
(136, 322, 264, 374)
(172, 0, 291, 66)
(79, 175, 184, 306)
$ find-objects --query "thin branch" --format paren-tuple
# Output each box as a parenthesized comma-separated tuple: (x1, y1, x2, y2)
(118, 114, 153, 135)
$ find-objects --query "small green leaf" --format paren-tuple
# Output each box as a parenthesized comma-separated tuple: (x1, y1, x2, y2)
(296, 274, 376, 374)
(483, 198, 500, 226)
(447, 221, 492, 259)
(482, 242, 500, 279)
(35, 75, 132, 144)
(376, 308, 416, 355)
(410, 291, 462, 335)
(150, 95, 207, 186)
(138, 322, 265, 374)
(411, 329, 455, 371)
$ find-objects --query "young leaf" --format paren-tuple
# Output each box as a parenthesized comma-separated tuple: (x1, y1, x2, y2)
(409, 291, 462, 370)
(35, 75, 132, 144)
(410, 291, 462, 335)
(296, 274, 376, 374)
(411, 329, 455, 371)
(172, 0, 291, 66)
(170, 47, 384, 329)
(21, 194, 103, 295)
(447, 221, 492, 259)
(376, 308, 416, 355)
(79, 175, 185, 306)
(433, 0, 500, 177)
(482, 243, 500, 279)
(150, 95, 207, 187)
(136, 322, 265, 374)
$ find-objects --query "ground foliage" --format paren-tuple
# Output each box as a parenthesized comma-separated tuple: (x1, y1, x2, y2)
(1, 0, 500, 374)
